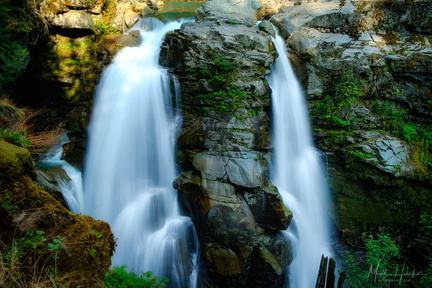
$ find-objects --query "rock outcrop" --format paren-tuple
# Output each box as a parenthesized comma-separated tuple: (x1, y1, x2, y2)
(0, 137, 115, 287)
(163, 1, 292, 286)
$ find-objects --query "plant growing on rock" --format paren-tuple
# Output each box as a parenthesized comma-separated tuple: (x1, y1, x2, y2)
(104, 265, 168, 288)
(314, 70, 366, 127)
(0, 98, 63, 155)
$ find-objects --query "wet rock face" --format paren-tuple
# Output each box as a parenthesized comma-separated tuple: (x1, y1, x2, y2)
(270, 0, 432, 246)
(163, 2, 292, 286)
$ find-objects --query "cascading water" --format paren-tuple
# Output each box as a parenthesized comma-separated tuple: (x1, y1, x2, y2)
(83, 18, 199, 287)
(38, 133, 84, 214)
(268, 32, 333, 287)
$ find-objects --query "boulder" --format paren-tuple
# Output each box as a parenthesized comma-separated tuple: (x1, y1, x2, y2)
(244, 183, 293, 230)
(349, 133, 415, 177)
(225, 152, 267, 188)
(51, 10, 98, 30)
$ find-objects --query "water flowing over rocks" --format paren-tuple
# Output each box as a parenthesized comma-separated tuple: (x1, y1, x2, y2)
(268, 0, 432, 251)
(163, 1, 292, 286)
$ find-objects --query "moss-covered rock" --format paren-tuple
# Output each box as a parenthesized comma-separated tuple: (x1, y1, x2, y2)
(0, 139, 115, 287)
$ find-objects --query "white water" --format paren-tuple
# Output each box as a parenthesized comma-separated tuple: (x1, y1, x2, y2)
(268, 34, 333, 287)
(39, 134, 84, 214)
(83, 18, 199, 287)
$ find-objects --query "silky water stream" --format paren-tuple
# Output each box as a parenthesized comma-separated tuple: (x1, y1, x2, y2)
(268, 32, 334, 287)
(38, 133, 84, 214)
(82, 18, 199, 288)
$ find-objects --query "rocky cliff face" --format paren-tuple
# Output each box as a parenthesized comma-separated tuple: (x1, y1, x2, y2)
(162, 1, 292, 286)
(270, 0, 432, 258)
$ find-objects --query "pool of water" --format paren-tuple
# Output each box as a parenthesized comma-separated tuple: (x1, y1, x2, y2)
(148, 1, 204, 21)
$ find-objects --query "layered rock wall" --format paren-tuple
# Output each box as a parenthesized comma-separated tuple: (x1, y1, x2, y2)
(162, 1, 293, 286)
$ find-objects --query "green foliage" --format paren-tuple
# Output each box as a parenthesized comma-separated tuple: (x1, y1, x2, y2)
(418, 213, 432, 238)
(370, 99, 432, 176)
(349, 150, 374, 160)
(0, 193, 19, 215)
(92, 19, 118, 36)
(314, 71, 366, 127)
(87, 229, 105, 257)
(344, 234, 403, 287)
(0, 0, 35, 88)
(2, 230, 47, 268)
(372, 100, 410, 133)
(104, 266, 168, 288)
(47, 236, 66, 252)
(343, 233, 432, 287)
(401, 123, 418, 143)
(193, 88, 250, 113)
(421, 262, 432, 285)
(336, 71, 365, 100)
(0, 39, 29, 88)
(194, 52, 238, 88)
(0, 128, 30, 147)
(47, 235, 66, 277)
(247, 107, 264, 117)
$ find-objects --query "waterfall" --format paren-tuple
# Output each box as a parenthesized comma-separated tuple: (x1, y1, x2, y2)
(38, 133, 84, 214)
(268, 32, 333, 287)
(83, 18, 199, 287)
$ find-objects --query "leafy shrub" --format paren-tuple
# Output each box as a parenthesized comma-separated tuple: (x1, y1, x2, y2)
(104, 266, 168, 288)
(344, 234, 402, 287)
(0, 39, 30, 88)
(0, 229, 69, 288)
(0, 0, 35, 89)
(343, 233, 432, 287)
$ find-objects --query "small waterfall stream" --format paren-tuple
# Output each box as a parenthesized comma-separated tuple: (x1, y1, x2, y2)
(83, 18, 199, 287)
(38, 133, 84, 214)
(268, 32, 333, 287)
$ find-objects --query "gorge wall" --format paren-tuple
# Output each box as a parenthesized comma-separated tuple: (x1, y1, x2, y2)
(163, 2, 292, 286)
(271, 0, 432, 248)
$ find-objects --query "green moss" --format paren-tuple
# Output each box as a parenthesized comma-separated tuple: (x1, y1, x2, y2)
(191, 51, 239, 89)
(312, 70, 366, 128)
(0, 138, 33, 177)
(0, 139, 115, 287)
(190, 88, 254, 114)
